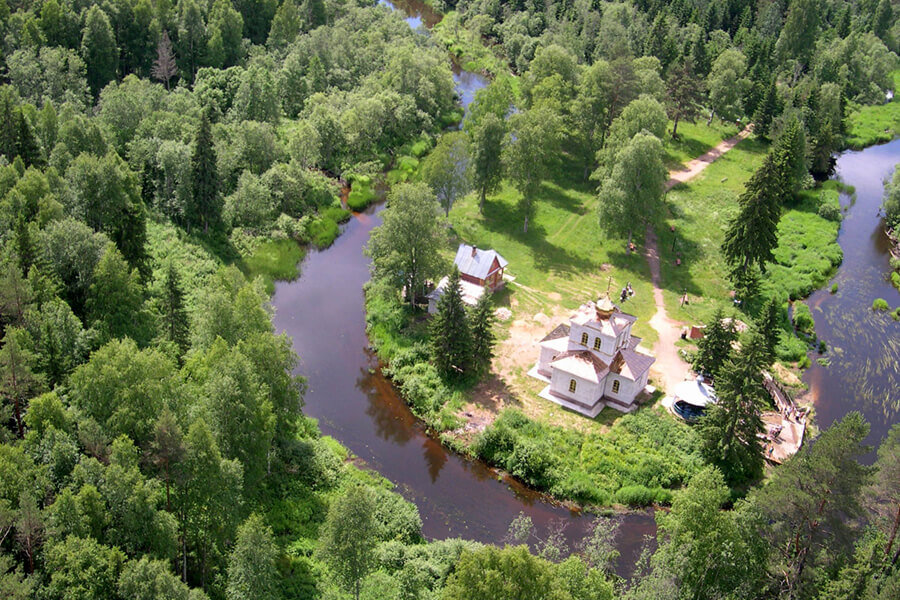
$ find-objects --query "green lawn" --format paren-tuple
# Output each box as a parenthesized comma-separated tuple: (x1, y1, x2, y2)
(657, 137, 770, 325)
(662, 119, 741, 169)
(449, 161, 658, 343)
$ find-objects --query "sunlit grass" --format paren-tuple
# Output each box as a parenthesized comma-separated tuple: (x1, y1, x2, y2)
(845, 70, 900, 149)
(662, 118, 741, 169)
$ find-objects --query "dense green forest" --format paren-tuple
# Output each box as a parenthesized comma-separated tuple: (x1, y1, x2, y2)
(0, 0, 899, 598)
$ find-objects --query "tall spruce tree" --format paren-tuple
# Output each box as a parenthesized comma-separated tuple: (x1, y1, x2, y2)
(14, 110, 41, 168)
(189, 112, 220, 233)
(430, 268, 473, 379)
(160, 264, 190, 358)
(698, 330, 768, 486)
(721, 152, 784, 280)
(758, 296, 782, 364)
(470, 292, 496, 377)
(754, 77, 779, 139)
(772, 115, 808, 196)
(692, 309, 737, 380)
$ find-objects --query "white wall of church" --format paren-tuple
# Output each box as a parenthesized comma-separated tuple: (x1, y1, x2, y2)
(569, 324, 615, 357)
(550, 370, 600, 408)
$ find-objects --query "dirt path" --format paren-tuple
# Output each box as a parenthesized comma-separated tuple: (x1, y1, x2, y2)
(665, 126, 753, 191)
(646, 126, 753, 392)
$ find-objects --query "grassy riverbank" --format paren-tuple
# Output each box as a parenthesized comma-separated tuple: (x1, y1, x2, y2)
(845, 70, 900, 149)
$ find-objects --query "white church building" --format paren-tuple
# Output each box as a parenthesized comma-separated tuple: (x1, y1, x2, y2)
(529, 296, 655, 417)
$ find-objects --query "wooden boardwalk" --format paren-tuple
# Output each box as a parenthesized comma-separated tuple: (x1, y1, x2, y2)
(761, 372, 807, 464)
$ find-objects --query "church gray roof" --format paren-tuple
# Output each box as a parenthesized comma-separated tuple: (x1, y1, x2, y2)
(454, 244, 508, 280)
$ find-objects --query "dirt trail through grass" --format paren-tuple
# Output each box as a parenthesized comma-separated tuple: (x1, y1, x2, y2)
(645, 126, 753, 392)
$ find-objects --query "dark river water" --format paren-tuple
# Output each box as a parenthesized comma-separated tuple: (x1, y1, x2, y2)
(803, 139, 900, 450)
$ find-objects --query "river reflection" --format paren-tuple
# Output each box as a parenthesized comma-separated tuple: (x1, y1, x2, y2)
(803, 139, 900, 449)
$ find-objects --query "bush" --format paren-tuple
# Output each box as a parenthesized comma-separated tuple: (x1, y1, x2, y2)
(307, 217, 339, 247)
(776, 333, 808, 362)
(615, 485, 656, 507)
(830, 283, 838, 293)
(817, 202, 842, 221)
(346, 174, 377, 210)
(792, 302, 815, 334)
(506, 437, 560, 490)
(395, 362, 451, 416)
(873, 298, 890, 311)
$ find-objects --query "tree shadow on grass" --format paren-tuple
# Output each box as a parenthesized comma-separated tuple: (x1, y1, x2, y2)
(479, 192, 597, 275)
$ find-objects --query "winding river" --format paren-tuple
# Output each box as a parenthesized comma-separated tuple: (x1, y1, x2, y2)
(803, 139, 900, 450)
(270, 0, 900, 575)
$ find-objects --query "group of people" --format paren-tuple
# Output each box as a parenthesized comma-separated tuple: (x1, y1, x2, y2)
(619, 282, 635, 302)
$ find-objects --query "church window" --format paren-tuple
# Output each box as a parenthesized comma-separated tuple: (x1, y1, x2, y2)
(612, 380, 620, 394)
(593, 337, 602, 350)
(580, 332, 588, 345)
(568, 379, 577, 393)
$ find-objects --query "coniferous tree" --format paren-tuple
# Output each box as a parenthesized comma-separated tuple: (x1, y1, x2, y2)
(81, 6, 118, 96)
(773, 114, 808, 195)
(666, 58, 705, 139)
(721, 152, 785, 280)
(160, 264, 190, 358)
(873, 0, 894, 45)
(470, 292, 496, 377)
(754, 77, 780, 139)
(188, 112, 220, 234)
(151, 31, 178, 90)
(698, 330, 768, 486)
(0, 327, 45, 439)
(13, 216, 36, 277)
(150, 408, 184, 512)
(14, 110, 41, 168)
(0, 87, 19, 162)
(176, 0, 208, 85)
(430, 268, 473, 379)
(0, 252, 33, 326)
(758, 296, 782, 365)
(112, 200, 149, 281)
(690, 32, 710, 77)
(866, 423, 900, 565)
(302, 0, 327, 29)
(692, 309, 737, 380)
